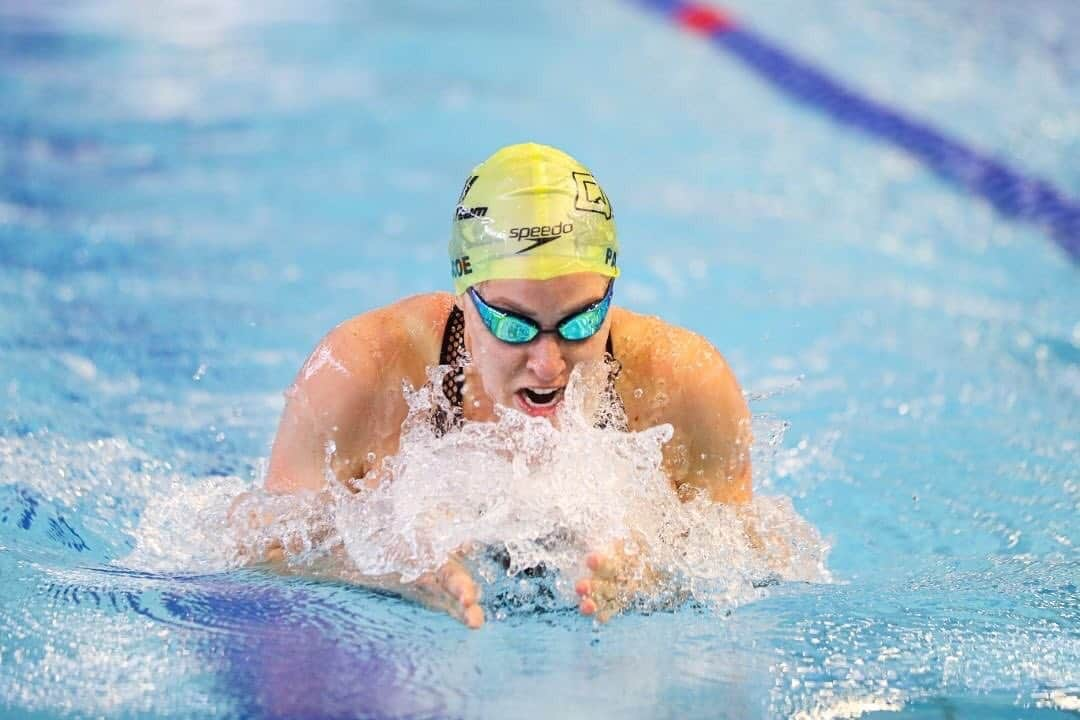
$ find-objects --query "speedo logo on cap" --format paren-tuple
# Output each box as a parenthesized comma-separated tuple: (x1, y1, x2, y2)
(511, 222, 573, 253)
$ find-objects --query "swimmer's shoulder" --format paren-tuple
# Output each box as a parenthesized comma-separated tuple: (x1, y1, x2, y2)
(298, 292, 455, 390)
(271, 294, 455, 493)
(611, 307, 741, 423)
(611, 307, 730, 378)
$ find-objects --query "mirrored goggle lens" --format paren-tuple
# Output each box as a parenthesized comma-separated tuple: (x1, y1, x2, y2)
(557, 300, 609, 340)
(486, 312, 539, 343)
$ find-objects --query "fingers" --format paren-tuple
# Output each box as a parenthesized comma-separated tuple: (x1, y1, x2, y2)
(463, 603, 484, 629)
(586, 552, 619, 580)
(443, 561, 484, 629)
(576, 560, 613, 621)
(577, 544, 645, 623)
(577, 581, 618, 622)
(439, 559, 480, 607)
(413, 558, 485, 629)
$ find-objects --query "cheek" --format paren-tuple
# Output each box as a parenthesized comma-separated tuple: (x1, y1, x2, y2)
(566, 334, 609, 365)
(469, 335, 522, 389)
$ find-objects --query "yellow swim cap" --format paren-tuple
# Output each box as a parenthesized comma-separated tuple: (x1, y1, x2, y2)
(448, 142, 619, 294)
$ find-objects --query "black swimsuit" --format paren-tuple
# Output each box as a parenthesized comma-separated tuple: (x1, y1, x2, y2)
(432, 305, 623, 435)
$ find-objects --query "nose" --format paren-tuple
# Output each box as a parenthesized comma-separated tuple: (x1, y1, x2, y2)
(526, 333, 567, 384)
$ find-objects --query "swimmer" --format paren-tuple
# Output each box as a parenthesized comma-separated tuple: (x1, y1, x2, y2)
(235, 143, 752, 628)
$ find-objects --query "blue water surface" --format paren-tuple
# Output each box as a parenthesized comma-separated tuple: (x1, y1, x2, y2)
(1, 1, 1078, 718)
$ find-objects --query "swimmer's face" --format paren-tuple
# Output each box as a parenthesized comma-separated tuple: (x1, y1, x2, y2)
(457, 273, 614, 421)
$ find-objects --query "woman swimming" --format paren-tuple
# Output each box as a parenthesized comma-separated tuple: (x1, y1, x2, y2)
(239, 143, 753, 628)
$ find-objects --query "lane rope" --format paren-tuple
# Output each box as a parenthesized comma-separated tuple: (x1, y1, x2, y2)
(635, 0, 1080, 261)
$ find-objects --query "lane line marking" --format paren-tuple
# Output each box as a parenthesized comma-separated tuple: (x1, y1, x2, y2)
(635, 0, 1080, 261)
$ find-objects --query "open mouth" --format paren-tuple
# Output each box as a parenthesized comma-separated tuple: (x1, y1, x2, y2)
(516, 387, 564, 415)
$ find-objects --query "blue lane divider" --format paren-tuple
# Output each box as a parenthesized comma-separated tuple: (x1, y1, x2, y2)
(634, 0, 1080, 262)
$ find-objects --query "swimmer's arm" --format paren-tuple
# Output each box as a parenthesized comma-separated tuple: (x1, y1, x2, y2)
(228, 491, 486, 628)
(264, 319, 392, 494)
(229, 323, 388, 556)
(270, 545, 484, 628)
(227, 500, 484, 629)
(673, 350, 803, 569)
(233, 316, 488, 625)
(578, 344, 754, 622)
(675, 343, 753, 505)
(576, 339, 752, 622)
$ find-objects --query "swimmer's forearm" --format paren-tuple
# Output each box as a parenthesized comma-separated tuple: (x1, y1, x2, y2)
(734, 505, 795, 573)
(262, 546, 485, 628)
(229, 490, 430, 601)
(229, 488, 338, 564)
(260, 546, 403, 593)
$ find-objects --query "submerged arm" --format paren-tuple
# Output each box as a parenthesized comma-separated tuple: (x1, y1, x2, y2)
(272, 543, 484, 629)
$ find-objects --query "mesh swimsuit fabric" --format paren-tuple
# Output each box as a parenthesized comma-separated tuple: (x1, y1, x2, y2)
(433, 305, 468, 436)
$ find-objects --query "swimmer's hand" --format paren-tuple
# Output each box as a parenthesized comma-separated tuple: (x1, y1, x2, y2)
(401, 556, 485, 629)
(227, 490, 285, 563)
(313, 552, 485, 630)
(226, 490, 335, 565)
(227, 493, 483, 629)
(574, 540, 660, 623)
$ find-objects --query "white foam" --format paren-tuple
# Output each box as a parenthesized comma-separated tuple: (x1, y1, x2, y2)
(6, 355, 830, 616)
(121, 476, 250, 573)
(175, 360, 833, 613)
(1034, 690, 1080, 712)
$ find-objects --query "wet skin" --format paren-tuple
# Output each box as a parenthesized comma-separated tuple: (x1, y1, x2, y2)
(252, 273, 752, 627)
(454, 274, 614, 423)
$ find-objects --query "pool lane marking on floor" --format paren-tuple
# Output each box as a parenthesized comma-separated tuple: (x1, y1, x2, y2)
(634, 0, 1080, 262)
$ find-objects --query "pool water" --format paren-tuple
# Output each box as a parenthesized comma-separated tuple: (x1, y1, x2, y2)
(1, 1, 1078, 718)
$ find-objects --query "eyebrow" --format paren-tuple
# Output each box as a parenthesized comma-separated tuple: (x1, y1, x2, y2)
(483, 291, 607, 321)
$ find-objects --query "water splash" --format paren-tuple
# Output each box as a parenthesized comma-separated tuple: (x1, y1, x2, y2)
(121, 360, 830, 616)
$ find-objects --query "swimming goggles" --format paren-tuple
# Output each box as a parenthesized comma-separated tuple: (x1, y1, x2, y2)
(468, 281, 614, 344)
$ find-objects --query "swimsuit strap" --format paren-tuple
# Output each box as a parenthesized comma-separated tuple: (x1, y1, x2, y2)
(433, 304, 624, 435)
(597, 333, 626, 431)
(433, 305, 467, 436)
